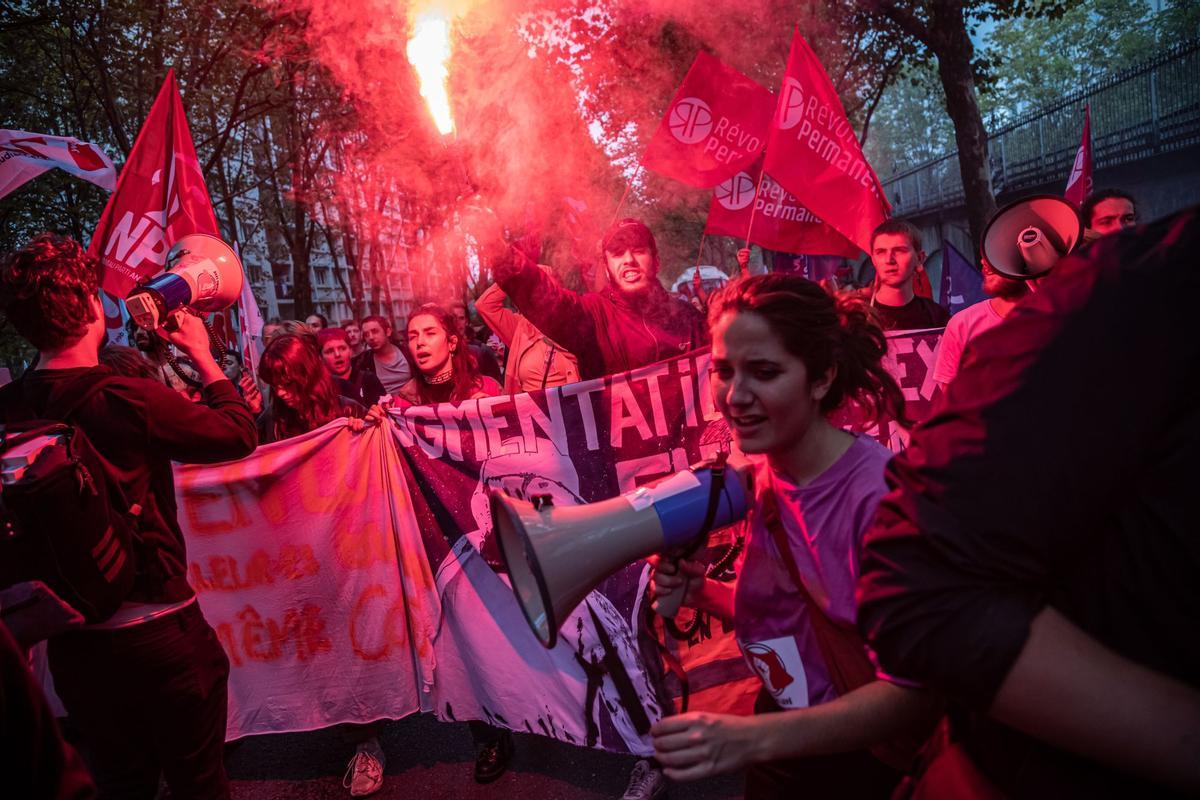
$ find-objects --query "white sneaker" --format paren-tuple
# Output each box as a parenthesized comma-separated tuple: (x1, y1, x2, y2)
(621, 759, 666, 800)
(343, 741, 386, 797)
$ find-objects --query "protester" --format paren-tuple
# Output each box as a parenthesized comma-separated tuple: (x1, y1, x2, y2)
(857, 207, 1200, 797)
(99, 343, 169, 383)
(0, 233, 257, 799)
(257, 333, 379, 444)
(305, 312, 329, 332)
(931, 258, 1029, 388)
(342, 318, 366, 357)
(649, 273, 937, 798)
(262, 317, 284, 342)
(320, 327, 386, 407)
(265, 319, 318, 349)
(867, 220, 949, 331)
(475, 280, 580, 393)
(356, 315, 413, 397)
(125, 317, 198, 394)
(491, 218, 708, 380)
(447, 298, 503, 383)
(398, 303, 501, 405)
(1081, 188, 1138, 237)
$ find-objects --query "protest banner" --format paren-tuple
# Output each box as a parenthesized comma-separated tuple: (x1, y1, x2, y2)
(1064, 104, 1093, 207)
(642, 52, 775, 188)
(177, 330, 942, 748)
(764, 29, 890, 253)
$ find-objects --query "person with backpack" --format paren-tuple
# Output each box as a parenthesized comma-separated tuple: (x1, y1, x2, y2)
(0, 234, 257, 799)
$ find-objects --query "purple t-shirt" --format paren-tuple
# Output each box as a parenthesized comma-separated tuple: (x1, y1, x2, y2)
(734, 435, 892, 709)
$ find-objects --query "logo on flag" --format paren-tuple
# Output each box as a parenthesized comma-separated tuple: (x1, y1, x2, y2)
(0, 130, 116, 200)
(642, 52, 775, 188)
(668, 97, 714, 144)
(776, 78, 805, 131)
(714, 172, 756, 211)
(88, 69, 220, 298)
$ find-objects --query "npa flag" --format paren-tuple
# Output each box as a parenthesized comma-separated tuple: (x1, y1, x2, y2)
(764, 29, 889, 253)
(642, 52, 775, 188)
(705, 158, 858, 257)
(0, 130, 115, 200)
(1064, 105, 1092, 206)
(88, 69, 219, 298)
(938, 240, 985, 315)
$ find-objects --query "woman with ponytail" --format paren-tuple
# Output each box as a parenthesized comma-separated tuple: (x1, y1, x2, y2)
(650, 274, 936, 799)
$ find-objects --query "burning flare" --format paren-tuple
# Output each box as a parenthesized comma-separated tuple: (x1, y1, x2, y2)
(407, 11, 455, 136)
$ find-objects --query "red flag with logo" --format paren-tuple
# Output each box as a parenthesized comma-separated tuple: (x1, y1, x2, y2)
(1064, 104, 1092, 206)
(642, 52, 775, 188)
(764, 29, 890, 253)
(88, 69, 220, 298)
(0, 129, 116, 199)
(705, 158, 859, 257)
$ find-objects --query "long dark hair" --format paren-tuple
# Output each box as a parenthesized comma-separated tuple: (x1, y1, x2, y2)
(706, 274, 907, 430)
(258, 333, 347, 440)
(406, 302, 484, 404)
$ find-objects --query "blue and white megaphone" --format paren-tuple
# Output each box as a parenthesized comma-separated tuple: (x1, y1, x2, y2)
(125, 233, 243, 330)
(491, 459, 750, 648)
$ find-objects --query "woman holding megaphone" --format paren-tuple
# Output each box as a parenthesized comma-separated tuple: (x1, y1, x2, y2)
(649, 274, 938, 798)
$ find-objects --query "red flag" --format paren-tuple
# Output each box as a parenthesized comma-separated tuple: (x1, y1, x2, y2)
(642, 52, 775, 188)
(0, 130, 116, 199)
(705, 158, 859, 257)
(1064, 105, 1092, 206)
(764, 30, 890, 253)
(88, 70, 219, 298)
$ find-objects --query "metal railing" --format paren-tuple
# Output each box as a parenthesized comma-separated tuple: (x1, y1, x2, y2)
(883, 37, 1200, 217)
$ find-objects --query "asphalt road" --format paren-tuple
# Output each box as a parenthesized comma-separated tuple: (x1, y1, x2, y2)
(225, 713, 742, 799)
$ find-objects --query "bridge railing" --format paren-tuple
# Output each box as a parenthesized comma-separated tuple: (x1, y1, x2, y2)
(883, 37, 1200, 217)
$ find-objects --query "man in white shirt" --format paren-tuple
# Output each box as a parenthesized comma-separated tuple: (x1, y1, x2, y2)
(356, 315, 412, 396)
(932, 260, 1029, 389)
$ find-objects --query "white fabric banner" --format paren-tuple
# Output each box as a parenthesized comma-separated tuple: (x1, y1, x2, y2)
(0, 129, 116, 199)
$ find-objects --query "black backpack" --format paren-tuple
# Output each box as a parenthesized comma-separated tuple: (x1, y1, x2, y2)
(0, 374, 138, 626)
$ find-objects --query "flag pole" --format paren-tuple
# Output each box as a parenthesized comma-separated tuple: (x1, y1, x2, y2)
(743, 169, 768, 249)
(692, 232, 707, 305)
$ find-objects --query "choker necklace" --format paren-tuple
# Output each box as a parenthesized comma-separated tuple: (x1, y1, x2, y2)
(425, 369, 453, 385)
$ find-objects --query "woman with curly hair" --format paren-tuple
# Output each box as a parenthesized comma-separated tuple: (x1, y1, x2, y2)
(397, 303, 500, 406)
(649, 274, 938, 799)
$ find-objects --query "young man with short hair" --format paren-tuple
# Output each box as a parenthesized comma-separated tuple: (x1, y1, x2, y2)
(869, 220, 950, 331)
(0, 233, 257, 798)
(320, 327, 385, 407)
(1081, 188, 1138, 237)
(342, 319, 366, 357)
(355, 315, 412, 396)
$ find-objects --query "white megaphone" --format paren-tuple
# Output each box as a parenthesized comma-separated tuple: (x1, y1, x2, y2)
(981, 194, 1083, 280)
(125, 233, 244, 330)
(491, 459, 750, 648)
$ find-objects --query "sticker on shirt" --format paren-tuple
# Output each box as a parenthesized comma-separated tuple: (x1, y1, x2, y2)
(742, 636, 808, 709)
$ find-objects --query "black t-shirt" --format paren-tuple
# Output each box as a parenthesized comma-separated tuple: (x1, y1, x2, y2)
(872, 296, 949, 331)
(0, 368, 257, 603)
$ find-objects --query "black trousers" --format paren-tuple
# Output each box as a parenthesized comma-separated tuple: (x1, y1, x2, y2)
(48, 603, 231, 800)
(744, 691, 902, 800)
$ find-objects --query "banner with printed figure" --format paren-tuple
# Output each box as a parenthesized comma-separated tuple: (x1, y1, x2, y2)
(642, 52, 775, 188)
(177, 331, 943, 750)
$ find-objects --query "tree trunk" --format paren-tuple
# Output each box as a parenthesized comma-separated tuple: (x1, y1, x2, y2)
(930, 6, 997, 252)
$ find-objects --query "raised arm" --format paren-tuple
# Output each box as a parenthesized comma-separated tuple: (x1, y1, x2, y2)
(474, 283, 520, 346)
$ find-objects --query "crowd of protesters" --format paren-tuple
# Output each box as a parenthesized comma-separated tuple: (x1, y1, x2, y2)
(1, 185, 1198, 800)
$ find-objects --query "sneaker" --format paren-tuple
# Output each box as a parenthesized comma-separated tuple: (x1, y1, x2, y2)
(473, 729, 514, 784)
(621, 759, 666, 800)
(343, 742, 386, 797)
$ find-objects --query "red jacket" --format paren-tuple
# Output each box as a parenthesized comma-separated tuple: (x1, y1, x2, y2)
(494, 255, 708, 379)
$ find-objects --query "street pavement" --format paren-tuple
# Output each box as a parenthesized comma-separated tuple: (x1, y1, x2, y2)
(226, 712, 742, 799)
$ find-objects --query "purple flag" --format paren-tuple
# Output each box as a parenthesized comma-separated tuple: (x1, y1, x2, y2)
(938, 241, 985, 315)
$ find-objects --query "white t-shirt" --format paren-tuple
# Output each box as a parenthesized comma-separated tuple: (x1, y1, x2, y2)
(932, 299, 1005, 385)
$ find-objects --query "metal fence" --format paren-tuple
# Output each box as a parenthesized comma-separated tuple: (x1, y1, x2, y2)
(883, 37, 1200, 217)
